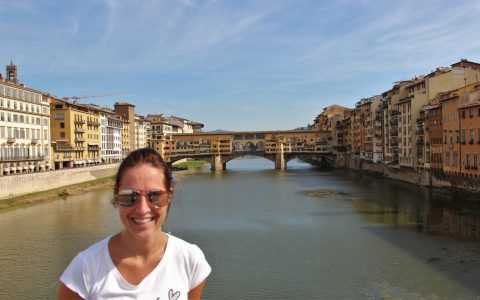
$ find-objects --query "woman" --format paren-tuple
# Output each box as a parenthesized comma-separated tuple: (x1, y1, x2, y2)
(57, 148, 211, 299)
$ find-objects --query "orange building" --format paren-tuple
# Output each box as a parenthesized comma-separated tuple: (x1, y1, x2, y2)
(458, 100, 480, 175)
(440, 83, 480, 174)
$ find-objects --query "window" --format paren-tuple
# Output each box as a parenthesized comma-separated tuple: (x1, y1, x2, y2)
(474, 153, 478, 168)
(461, 129, 466, 143)
(461, 110, 466, 119)
(470, 129, 475, 143)
(466, 153, 471, 167)
(60, 122, 65, 129)
(60, 132, 65, 138)
(55, 113, 65, 119)
(470, 109, 474, 118)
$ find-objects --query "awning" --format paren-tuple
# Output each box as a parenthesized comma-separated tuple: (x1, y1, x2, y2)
(3, 168, 10, 172)
(16, 167, 22, 171)
(28, 165, 34, 170)
(23, 166, 29, 170)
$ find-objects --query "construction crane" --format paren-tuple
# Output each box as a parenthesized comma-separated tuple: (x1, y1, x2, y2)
(63, 92, 130, 103)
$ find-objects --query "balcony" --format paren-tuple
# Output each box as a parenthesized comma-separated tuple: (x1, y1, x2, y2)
(54, 143, 74, 151)
(416, 129, 424, 135)
(75, 138, 85, 142)
(74, 119, 85, 125)
(0, 155, 45, 162)
(75, 128, 85, 133)
(7, 137, 16, 143)
(390, 110, 400, 116)
(31, 138, 39, 144)
(88, 121, 100, 126)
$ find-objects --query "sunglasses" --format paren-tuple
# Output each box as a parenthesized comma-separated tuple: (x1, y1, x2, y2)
(115, 189, 171, 208)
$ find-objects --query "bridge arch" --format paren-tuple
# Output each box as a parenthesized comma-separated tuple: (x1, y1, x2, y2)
(244, 142, 256, 152)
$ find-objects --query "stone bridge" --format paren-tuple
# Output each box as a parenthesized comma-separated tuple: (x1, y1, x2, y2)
(156, 130, 334, 170)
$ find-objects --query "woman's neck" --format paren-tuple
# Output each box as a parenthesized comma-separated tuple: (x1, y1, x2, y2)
(119, 231, 168, 259)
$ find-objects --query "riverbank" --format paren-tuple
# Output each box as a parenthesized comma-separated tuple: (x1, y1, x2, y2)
(0, 176, 115, 213)
(0, 160, 209, 212)
(172, 159, 207, 170)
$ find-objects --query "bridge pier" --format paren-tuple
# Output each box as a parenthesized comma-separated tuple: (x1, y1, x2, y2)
(275, 152, 286, 170)
(211, 154, 226, 171)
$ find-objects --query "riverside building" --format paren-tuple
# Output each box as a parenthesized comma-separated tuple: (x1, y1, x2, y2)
(84, 104, 126, 164)
(0, 62, 52, 175)
(50, 98, 101, 169)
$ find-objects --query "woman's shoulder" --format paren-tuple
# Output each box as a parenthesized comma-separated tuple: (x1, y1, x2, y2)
(76, 236, 111, 260)
(167, 234, 205, 257)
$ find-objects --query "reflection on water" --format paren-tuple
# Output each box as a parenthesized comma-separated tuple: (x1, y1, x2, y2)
(0, 157, 479, 299)
(300, 181, 480, 240)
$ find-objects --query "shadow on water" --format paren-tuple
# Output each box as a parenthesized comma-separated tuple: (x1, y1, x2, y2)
(302, 169, 480, 296)
(305, 169, 480, 241)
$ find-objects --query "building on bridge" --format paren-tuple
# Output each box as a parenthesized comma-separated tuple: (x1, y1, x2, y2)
(152, 130, 333, 170)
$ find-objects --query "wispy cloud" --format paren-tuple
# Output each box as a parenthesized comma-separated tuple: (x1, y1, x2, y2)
(1, 0, 480, 130)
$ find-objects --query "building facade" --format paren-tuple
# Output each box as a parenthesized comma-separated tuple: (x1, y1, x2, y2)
(0, 62, 52, 175)
(50, 98, 101, 169)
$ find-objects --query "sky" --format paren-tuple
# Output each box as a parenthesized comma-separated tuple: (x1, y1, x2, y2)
(1, 0, 479, 131)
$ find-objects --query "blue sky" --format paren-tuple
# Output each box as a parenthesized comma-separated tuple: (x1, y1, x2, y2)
(1, 0, 479, 131)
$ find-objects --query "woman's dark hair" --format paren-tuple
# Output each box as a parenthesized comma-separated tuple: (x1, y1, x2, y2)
(114, 148, 173, 194)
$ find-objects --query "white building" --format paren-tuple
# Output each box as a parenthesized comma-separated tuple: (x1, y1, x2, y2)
(135, 115, 149, 150)
(0, 62, 52, 175)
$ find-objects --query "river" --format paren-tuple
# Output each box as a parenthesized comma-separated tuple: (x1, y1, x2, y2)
(0, 157, 479, 299)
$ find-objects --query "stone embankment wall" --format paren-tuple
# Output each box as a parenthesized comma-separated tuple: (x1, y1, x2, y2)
(0, 164, 119, 200)
(332, 155, 464, 189)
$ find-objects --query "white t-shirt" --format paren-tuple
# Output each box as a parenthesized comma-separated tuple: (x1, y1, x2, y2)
(60, 234, 211, 300)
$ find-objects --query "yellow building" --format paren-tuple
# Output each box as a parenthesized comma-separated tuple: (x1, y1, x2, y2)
(50, 98, 101, 169)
